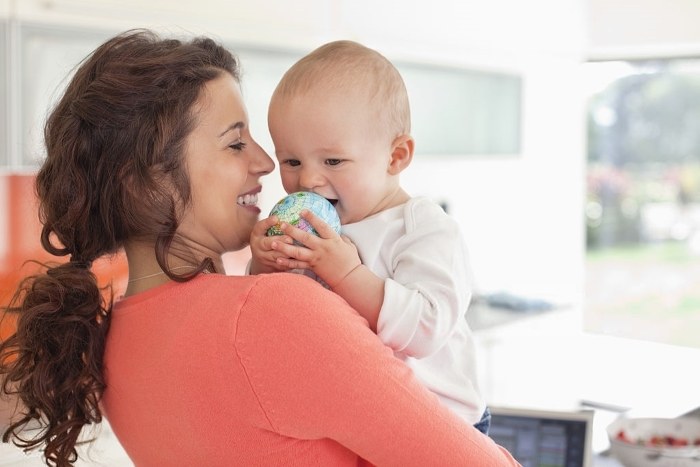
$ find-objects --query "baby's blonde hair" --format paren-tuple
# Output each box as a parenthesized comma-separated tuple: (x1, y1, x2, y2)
(272, 40, 411, 138)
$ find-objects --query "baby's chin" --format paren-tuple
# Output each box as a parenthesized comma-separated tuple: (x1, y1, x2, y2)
(337, 210, 355, 226)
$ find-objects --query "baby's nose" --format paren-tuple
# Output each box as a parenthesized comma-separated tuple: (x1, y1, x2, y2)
(299, 169, 325, 190)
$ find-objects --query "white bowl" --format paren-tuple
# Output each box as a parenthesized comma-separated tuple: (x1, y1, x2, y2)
(607, 417, 700, 467)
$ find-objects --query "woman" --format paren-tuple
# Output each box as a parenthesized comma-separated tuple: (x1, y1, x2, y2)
(0, 30, 519, 466)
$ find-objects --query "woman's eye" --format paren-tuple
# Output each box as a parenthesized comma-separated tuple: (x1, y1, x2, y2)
(229, 141, 247, 151)
(325, 159, 342, 166)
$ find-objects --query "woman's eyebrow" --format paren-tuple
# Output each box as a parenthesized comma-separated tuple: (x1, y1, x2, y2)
(219, 121, 245, 137)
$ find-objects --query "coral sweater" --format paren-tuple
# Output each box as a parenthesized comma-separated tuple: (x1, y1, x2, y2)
(102, 273, 519, 466)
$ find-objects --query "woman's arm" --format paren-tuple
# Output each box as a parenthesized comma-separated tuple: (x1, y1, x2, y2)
(235, 274, 518, 467)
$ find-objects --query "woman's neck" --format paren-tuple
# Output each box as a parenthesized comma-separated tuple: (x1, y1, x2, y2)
(122, 241, 221, 297)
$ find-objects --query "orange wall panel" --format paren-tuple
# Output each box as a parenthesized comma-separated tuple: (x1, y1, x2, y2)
(0, 174, 128, 337)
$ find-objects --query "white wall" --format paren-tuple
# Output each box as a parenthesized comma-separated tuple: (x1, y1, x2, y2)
(587, 0, 700, 59)
(4, 0, 588, 303)
(402, 57, 587, 301)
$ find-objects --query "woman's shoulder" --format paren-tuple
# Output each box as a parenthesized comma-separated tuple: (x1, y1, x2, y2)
(187, 271, 318, 292)
(202, 271, 335, 298)
(115, 272, 333, 316)
(196, 272, 352, 316)
(231, 272, 367, 332)
(240, 272, 351, 311)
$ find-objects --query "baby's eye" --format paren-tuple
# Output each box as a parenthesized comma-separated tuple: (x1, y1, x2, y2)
(228, 141, 247, 152)
(325, 159, 342, 166)
(282, 159, 301, 167)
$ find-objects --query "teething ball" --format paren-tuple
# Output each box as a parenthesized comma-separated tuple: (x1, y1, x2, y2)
(267, 191, 341, 238)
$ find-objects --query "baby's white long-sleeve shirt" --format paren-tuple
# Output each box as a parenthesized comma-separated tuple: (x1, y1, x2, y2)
(342, 197, 485, 425)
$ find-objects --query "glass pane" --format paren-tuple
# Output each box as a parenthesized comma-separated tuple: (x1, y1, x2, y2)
(584, 59, 700, 349)
(398, 63, 522, 155)
(20, 24, 110, 167)
(0, 21, 7, 167)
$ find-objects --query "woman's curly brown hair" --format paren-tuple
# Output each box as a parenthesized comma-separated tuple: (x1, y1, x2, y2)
(0, 29, 238, 466)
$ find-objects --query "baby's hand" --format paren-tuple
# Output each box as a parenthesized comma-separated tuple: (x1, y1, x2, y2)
(249, 215, 297, 275)
(272, 209, 361, 288)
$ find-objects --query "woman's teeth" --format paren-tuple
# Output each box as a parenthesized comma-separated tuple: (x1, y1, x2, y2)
(237, 193, 258, 206)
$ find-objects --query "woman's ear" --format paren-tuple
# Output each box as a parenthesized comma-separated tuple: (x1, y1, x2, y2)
(388, 134, 414, 175)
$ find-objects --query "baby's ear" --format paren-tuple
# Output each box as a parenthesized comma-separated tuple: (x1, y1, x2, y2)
(388, 134, 414, 175)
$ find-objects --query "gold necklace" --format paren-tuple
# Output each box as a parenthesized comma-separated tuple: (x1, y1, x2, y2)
(127, 265, 198, 283)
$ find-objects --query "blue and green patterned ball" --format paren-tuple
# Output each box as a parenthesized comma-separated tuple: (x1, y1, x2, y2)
(267, 192, 341, 238)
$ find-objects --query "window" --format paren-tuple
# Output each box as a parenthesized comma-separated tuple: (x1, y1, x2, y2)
(0, 21, 7, 167)
(584, 58, 700, 349)
(398, 62, 522, 156)
(4, 22, 523, 170)
(20, 24, 110, 167)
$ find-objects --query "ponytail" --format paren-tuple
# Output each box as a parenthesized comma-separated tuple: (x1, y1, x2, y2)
(0, 260, 111, 466)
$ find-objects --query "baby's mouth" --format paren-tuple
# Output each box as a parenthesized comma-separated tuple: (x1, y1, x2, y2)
(326, 198, 338, 207)
(237, 193, 259, 207)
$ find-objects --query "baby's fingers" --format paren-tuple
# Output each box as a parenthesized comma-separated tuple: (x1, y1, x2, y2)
(270, 237, 312, 268)
(274, 255, 311, 271)
(340, 234, 356, 246)
(253, 215, 280, 236)
(300, 209, 339, 239)
(278, 222, 319, 249)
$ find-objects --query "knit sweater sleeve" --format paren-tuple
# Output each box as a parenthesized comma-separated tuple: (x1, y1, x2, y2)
(233, 273, 518, 467)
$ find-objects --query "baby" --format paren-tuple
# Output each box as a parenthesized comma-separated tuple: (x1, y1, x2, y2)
(250, 40, 489, 433)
